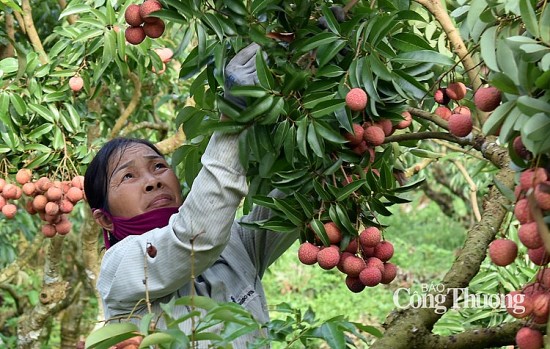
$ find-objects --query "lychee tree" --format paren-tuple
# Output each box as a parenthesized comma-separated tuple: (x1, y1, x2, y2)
(1, 0, 550, 348)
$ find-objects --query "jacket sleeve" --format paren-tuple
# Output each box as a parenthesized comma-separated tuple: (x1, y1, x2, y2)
(97, 132, 248, 312)
(235, 189, 299, 279)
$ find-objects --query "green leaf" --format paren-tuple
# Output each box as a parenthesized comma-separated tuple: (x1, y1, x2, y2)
(8, 93, 26, 116)
(310, 100, 346, 118)
(28, 103, 56, 123)
(390, 33, 432, 52)
(313, 179, 333, 201)
(27, 123, 54, 140)
(541, 2, 550, 44)
(225, 0, 247, 15)
(294, 192, 314, 218)
(393, 50, 455, 66)
(319, 322, 346, 349)
(334, 204, 356, 235)
(59, 4, 91, 19)
(258, 218, 299, 233)
(139, 332, 174, 347)
(0, 57, 18, 75)
(317, 40, 347, 68)
(497, 39, 518, 84)
(307, 123, 325, 158)
(309, 218, 329, 246)
(273, 198, 305, 226)
(320, 5, 341, 34)
(298, 32, 340, 53)
(482, 100, 515, 135)
(489, 72, 519, 94)
(174, 295, 219, 311)
(480, 26, 500, 72)
(493, 178, 517, 202)
(516, 95, 550, 115)
(255, 48, 274, 90)
(237, 95, 274, 123)
(336, 180, 367, 201)
(519, 0, 539, 37)
(85, 323, 139, 349)
(229, 86, 267, 98)
(314, 120, 348, 143)
(296, 118, 308, 157)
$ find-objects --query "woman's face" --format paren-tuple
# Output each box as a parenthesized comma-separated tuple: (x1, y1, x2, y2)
(105, 143, 183, 218)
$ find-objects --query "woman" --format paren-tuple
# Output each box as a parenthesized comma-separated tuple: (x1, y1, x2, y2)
(84, 44, 297, 347)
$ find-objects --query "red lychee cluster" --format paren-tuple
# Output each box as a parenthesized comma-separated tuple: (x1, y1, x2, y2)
(343, 112, 411, 157)
(432, 83, 474, 138)
(0, 168, 86, 237)
(506, 269, 550, 349)
(298, 222, 398, 293)
(124, 1, 165, 45)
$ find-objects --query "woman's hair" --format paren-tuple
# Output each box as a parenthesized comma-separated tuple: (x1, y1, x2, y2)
(84, 138, 164, 212)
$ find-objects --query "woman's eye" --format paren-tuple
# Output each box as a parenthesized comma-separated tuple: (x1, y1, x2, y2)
(155, 163, 167, 170)
(122, 173, 133, 180)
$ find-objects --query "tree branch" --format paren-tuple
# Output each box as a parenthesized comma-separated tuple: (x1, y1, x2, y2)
(154, 126, 186, 155)
(421, 321, 535, 348)
(21, 0, 49, 64)
(58, 0, 77, 25)
(407, 107, 449, 130)
(384, 131, 472, 147)
(452, 160, 481, 222)
(0, 234, 44, 285)
(0, 12, 15, 59)
(109, 72, 141, 138)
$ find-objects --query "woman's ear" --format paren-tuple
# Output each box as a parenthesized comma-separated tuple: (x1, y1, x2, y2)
(93, 210, 113, 231)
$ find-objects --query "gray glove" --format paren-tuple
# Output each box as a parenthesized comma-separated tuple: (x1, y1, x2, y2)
(224, 43, 262, 109)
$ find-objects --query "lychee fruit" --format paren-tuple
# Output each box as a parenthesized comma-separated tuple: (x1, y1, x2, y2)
(345, 88, 368, 111)
(69, 76, 84, 92)
(359, 267, 382, 287)
(46, 186, 63, 202)
(434, 106, 452, 120)
(15, 168, 32, 185)
(359, 227, 381, 248)
(381, 262, 397, 284)
(488, 238, 517, 266)
(363, 125, 385, 146)
(518, 222, 543, 249)
(375, 119, 393, 136)
(124, 4, 143, 26)
(345, 238, 358, 253)
(365, 256, 385, 273)
(514, 198, 533, 224)
(298, 242, 319, 265)
(59, 199, 74, 214)
(534, 182, 550, 210)
(474, 86, 501, 112)
(143, 18, 165, 38)
(434, 88, 450, 105)
(55, 216, 72, 235)
(2, 184, 18, 199)
(33, 195, 48, 211)
(337, 251, 354, 272)
(125, 26, 146, 45)
(35, 177, 52, 192)
(140, 0, 163, 23)
(45, 202, 59, 216)
(446, 82, 467, 101)
(536, 268, 550, 288)
(395, 111, 412, 129)
(519, 167, 547, 191)
(448, 113, 473, 137)
(71, 175, 85, 190)
(531, 292, 550, 318)
(41, 224, 56, 238)
(528, 246, 550, 266)
(374, 241, 394, 262)
(344, 123, 364, 146)
(345, 275, 365, 293)
(351, 141, 369, 156)
(154, 47, 173, 63)
(505, 290, 532, 318)
(0, 196, 5, 210)
(22, 182, 36, 196)
(323, 222, 342, 244)
(513, 136, 532, 160)
(452, 105, 471, 117)
(317, 245, 341, 270)
(1, 204, 17, 219)
(342, 255, 366, 277)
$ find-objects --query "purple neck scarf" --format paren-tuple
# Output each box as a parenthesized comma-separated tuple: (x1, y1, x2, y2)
(97, 207, 179, 249)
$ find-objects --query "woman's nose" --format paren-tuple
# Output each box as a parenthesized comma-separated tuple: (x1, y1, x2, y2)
(145, 179, 163, 192)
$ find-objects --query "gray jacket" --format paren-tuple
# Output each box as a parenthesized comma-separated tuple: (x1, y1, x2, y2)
(97, 132, 298, 348)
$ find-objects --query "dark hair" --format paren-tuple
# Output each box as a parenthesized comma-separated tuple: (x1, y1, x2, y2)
(84, 137, 164, 212)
